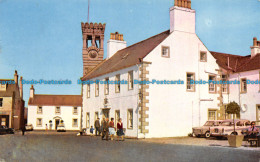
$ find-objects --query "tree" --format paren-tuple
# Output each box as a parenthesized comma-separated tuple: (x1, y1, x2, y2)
(226, 101, 240, 135)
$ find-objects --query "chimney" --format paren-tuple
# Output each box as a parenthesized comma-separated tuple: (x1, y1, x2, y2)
(19, 76, 23, 99)
(14, 70, 18, 85)
(107, 32, 127, 58)
(30, 85, 34, 98)
(250, 37, 260, 58)
(170, 0, 195, 33)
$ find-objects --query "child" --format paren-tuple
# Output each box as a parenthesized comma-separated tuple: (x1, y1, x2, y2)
(90, 126, 94, 137)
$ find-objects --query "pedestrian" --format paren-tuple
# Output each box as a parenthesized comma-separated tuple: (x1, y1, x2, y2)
(90, 126, 95, 137)
(117, 118, 125, 141)
(109, 118, 116, 140)
(21, 125, 25, 136)
(102, 118, 109, 141)
(94, 118, 101, 136)
(101, 117, 105, 139)
(45, 124, 48, 131)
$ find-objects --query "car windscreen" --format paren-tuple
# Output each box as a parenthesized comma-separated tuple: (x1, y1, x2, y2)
(204, 121, 215, 126)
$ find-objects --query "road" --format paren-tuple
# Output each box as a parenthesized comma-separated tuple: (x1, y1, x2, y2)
(0, 133, 259, 162)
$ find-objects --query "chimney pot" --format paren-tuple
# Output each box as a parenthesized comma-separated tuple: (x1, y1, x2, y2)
(253, 37, 257, 46)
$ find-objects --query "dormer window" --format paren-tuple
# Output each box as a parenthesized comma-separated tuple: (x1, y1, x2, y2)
(162, 46, 170, 58)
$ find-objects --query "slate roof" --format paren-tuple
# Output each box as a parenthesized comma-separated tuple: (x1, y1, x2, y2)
(210, 51, 260, 72)
(82, 30, 170, 80)
(28, 95, 82, 107)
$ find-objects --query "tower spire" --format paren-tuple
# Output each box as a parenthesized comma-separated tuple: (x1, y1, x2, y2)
(88, 0, 90, 23)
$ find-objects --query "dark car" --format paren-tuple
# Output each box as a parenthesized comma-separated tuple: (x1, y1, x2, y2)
(0, 126, 14, 135)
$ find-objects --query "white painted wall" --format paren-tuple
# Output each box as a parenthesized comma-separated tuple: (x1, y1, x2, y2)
(107, 39, 127, 58)
(143, 30, 220, 138)
(170, 6, 195, 33)
(82, 66, 139, 137)
(28, 105, 81, 131)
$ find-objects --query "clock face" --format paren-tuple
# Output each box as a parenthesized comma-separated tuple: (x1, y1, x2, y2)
(89, 50, 98, 59)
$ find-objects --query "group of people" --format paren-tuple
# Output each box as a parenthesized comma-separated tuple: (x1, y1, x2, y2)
(90, 117, 125, 141)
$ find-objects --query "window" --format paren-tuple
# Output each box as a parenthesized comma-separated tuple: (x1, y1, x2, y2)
(36, 118, 42, 127)
(115, 110, 120, 126)
(95, 112, 99, 120)
(87, 84, 90, 98)
(0, 98, 3, 107)
(208, 110, 216, 120)
(128, 71, 134, 90)
(37, 106, 42, 114)
(256, 105, 260, 125)
(55, 107, 60, 114)
(222, 75, 228, 93)
(209, 75, 216, 93)
(161, 46, 170, 58)
(104, 78, 109, 95)
(86, 112, 90, 128)
(72, 119, 78, 127)
(186, 73, 195, 91)
(73, 107, 78, 115)
(127, 109, 133, 129)
(115, 74, 120, 93)
(200, 51, 207, 62)
(241, 78, 247, 93)
(0, 84, 6, 91)
(95, 81, 99, 97)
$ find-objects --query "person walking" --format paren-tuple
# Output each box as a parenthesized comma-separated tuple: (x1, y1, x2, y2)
(21, 125, 25, 136)
(117, 118, 125, 141)
(102, 118, 109, 141)
(94, 118, 101, 136)
(101, 117, 105, 139)
(109, 118, 116, 141)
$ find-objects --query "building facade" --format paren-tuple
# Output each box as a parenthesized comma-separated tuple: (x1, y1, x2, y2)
(81, 0, 260, 138)
(27, 86, 82, 131)
(0, 70, 25, 130)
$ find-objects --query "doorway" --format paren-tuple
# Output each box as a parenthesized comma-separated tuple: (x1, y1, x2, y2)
(55, 119, 60, 130)
(102, 109, 110, 119)
(0, 115, 9, 127)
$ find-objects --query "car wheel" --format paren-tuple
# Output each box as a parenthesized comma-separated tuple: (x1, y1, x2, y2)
(195, 135, 201, 138)
(205, 132, 210, 138)
(231, 132, 238, 135)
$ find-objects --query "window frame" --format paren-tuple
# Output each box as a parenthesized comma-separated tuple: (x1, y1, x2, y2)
(73, 107, 78, 115)
(37, 106, 43, 114)
(72, 118, 78, 127)
(240, 78, 247, 93)
(115, 110, 120, 127)
(55, 106, 61, 114)
(115, 74, 120, 93)
(208, 109, 217, 120)
(127, 109, 133, 129)
(161, 46, 170, 58)
(36, 118, 42, 127)
(95, 81, 99, 97)
(94, 112, 99, 121)
(208, 75, 217, 93)
(87, 84, 90, 98)
(186, 72, 195, 92)
(256, 105, 260, 125)
(104, 78, 109, 95)
(200, 51, 207, 62)
(128, 71, 134, 90)
(86, 112, 90, 128)
(221, 74, 229, 93)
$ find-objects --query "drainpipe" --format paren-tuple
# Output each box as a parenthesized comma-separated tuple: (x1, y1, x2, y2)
(80, 82, 83, 131)
(136, 63, 140, 139)
(197, 43, 201, 126)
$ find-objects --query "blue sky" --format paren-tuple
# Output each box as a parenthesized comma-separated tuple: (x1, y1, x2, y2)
(0, 0, 260, 106)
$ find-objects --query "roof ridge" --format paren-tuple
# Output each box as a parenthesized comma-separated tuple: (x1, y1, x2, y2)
(210, 51, 246, 57)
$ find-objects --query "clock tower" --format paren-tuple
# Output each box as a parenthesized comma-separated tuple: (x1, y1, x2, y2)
(81, 22, 106, 75)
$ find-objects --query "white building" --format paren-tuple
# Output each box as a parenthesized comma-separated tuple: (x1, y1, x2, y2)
(81, 0, 260, 138)
(27, 85, 82, 131)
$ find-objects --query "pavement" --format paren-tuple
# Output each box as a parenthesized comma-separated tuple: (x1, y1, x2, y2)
(0, 131, 259, 162)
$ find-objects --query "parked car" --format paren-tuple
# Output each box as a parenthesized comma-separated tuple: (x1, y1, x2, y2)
(25, 124, 34, 131)
(57, 124, 66, 132)
(192, 120, 223, 138)
(210, 119, 251, 138)
(0, 126, 14, 135)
